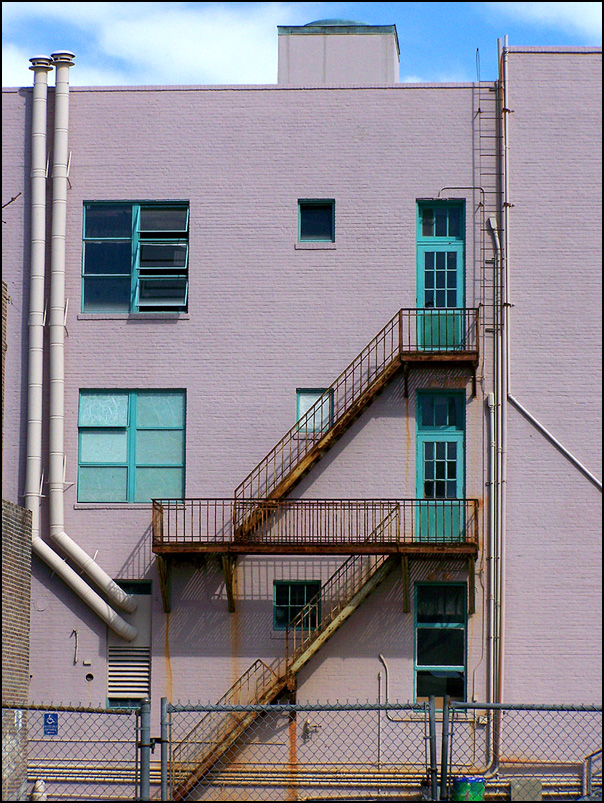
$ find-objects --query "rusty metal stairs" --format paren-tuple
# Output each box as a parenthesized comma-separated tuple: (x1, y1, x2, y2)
(234, 308, 478, 539)
(170, 512, 397, 800)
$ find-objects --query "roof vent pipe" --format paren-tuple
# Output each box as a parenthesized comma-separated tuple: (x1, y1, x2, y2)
(47, 50, 137, 618)
(26, 57, 136, 641)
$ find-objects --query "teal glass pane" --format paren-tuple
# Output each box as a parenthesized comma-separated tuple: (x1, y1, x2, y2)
(79, 393, 129, 427)
(417, 628, 464, 666)
(139, 206, 188, 232)
(79, 466, 128, 502)
(134, 467, 183, 502)
(136, 393, 185, 428)
(139, 243, 187, 269)
(136, 430, 184, 464)
(84, 241, 131, 275)
(83, 277, 131, 312)
(80, 429, 128, 463)
(417, 586, 465, 623)
(85, 204, 132, 238)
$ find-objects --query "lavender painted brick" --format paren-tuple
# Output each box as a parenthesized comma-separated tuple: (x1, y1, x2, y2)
(1, 29, 601, 735)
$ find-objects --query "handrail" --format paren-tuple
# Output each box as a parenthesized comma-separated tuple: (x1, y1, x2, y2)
(152, 498, 480, 550)
(235, 308, 479, 501)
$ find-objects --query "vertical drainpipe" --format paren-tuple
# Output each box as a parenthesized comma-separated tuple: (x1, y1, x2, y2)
(26, 56, 137, 641)
(47, 51, 138, 617)
(25, 56, 53, 538)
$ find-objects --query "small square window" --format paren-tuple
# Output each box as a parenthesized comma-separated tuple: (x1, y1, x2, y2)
(274, 581, 321, 630)
(297, 389, 334, 434)
(299, 200, 335, 242)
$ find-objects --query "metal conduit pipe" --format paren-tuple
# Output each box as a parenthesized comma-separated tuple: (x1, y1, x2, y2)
(26, 57, 136, 641)
(47, 51, 137, 619)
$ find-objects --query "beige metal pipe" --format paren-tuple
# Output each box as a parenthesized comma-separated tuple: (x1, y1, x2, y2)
(25, 57, 136, 642)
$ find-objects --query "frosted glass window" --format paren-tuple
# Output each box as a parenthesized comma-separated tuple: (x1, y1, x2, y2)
(137, 393, 185, 428)
(297, 389, 333, 433)
(136, 430, 184, 464)
(80, 430, 128, 463)
(79, 393, 129, 427)
(78, 390, 185, 502)
(79, 467, 128, 502)
(135, 467, 183, 502)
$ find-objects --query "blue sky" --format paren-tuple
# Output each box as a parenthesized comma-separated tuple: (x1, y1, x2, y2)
(2, 2, 601, 87)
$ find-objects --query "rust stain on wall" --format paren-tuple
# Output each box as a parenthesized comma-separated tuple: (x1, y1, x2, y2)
(164, 612, 173, 702)
(287, 713, 299, 800)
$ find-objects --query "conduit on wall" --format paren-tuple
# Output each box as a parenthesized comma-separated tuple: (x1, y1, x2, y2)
(26, 54, 137, 642)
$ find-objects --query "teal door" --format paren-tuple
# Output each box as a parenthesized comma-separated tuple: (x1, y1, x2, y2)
(417, 203, 465, 350)
(416, 393, 465, 542)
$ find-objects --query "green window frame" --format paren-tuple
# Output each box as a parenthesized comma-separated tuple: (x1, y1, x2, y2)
(415, 583, 466, 705)
(416, 201, 465, 310)
(273, 580, 321, 631)
(298, 199, 335, 242)
(296, 388, 334, 434)
(82, 201, 189, 313)
(78, 390, 186, 503)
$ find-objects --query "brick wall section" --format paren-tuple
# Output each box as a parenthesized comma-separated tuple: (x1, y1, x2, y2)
(2, 500, 32, 705)
(2, 280, 7, 456)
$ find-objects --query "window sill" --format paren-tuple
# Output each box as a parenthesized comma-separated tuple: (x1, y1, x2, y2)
(74, 503, 153, 510)
(77, 313, 190, 321)
(294, 242, 336, 250)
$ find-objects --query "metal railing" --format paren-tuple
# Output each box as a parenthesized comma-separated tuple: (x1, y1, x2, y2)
(235, 308, 479, 501)
(152, 498, 479, 551)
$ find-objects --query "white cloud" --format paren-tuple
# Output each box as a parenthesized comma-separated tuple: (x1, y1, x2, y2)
(2, 2, 320, 87)
(488, 2, 602, 40)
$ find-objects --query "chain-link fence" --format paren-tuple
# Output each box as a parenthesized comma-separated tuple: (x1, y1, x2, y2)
(443, 702, 603, 801)
(165, 700, 432, 801)
(2, 703, 143, 802)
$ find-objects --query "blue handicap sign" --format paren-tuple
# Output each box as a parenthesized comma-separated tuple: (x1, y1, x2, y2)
(43, 712, 59, 736)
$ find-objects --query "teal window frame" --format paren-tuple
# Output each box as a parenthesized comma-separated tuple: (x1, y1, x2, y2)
(78, 390, 186, 503)
(416, 201, 465, 310)
(296, 388, 334, 434)
(414, 582, 467, 704)
(82, 201, 189, 313)
(416, 391, 465, 500)
(298, 199, 335, 242)
(273, 580, 321, 631)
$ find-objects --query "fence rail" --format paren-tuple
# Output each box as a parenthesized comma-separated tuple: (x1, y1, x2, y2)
(152, 497, 479, 552)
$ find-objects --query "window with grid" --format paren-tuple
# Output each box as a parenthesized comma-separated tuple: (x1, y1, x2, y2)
(82, 202, 189, 313)
(78, 390, 185, 503)
(273, 581, 321, 630)
(415, 584, 466, 705)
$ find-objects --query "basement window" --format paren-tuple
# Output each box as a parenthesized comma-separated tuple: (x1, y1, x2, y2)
(299, 200, 335, 242)
(274, 581, 321, 631)
(82, 201, 189, 313)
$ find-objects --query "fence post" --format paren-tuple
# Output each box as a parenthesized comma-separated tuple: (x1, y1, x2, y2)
(429, 696, 438, 800)
(139, 698, 151, 802)
(160, 697, 168, 801)
(439, 695, 450, 801)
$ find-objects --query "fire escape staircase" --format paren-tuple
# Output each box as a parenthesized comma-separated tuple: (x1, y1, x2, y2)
(234, 308, 479, 537)
(170, 513, 398, 800)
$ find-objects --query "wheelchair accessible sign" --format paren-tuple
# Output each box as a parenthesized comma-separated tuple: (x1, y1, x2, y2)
(43, 713, 59, 736)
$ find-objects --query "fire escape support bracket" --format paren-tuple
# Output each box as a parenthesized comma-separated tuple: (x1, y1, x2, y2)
(467, 555, 476, 615)
(157, 555, 172, 614)
(222, 555, 237, 613)
(401, 554, 411, 613)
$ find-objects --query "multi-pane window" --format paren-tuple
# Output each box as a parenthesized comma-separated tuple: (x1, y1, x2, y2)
(415, 584, 466, 704)
(417, 202, 464, 310)
(296, 388, 334, 434)
(273, 581, 321, 630)
(298, 200, 335, 242)
(417, 392, 464, 501)
(82, 202, 189, 313)
(78, 390, 185, 502)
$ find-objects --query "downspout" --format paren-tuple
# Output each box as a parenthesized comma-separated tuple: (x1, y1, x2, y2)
(47, 51, 138, 618)
(27, 56, 136, 641)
